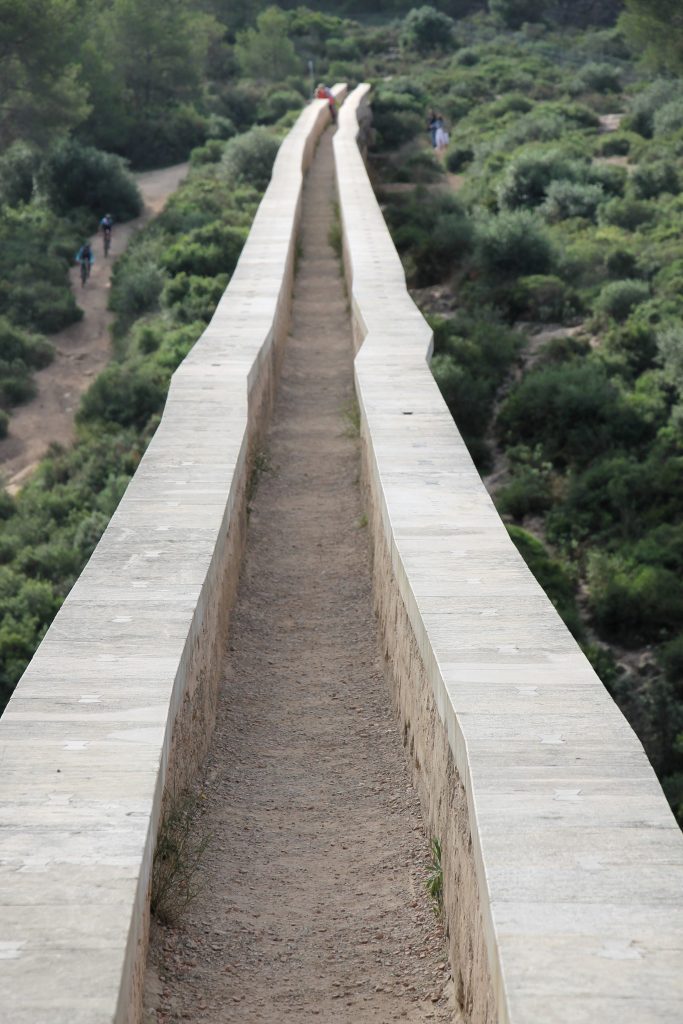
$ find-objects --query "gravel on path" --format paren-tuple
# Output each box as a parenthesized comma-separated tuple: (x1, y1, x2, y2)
(143, 130, 459, 1024)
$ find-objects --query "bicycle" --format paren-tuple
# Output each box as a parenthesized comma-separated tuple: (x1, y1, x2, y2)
(76, 244, 93, 286)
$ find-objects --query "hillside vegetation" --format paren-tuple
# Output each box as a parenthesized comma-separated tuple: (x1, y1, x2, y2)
(373, 0, 683, 822)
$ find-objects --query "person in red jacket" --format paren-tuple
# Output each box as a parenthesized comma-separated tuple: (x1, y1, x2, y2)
(316, 83, 337, 123)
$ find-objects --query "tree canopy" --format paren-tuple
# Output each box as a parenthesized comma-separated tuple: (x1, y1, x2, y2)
(620, 0, 683, 73)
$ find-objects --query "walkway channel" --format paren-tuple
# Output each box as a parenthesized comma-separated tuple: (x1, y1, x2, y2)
(143, 132, 459, 1023)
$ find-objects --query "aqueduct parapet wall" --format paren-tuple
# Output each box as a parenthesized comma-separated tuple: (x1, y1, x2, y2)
(0, 90, 344, 1024)
(334, 84, 683, 1024)
(0, 85, 681, 1024)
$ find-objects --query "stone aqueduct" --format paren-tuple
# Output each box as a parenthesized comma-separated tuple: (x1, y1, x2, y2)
(0, 86, 681, 1024)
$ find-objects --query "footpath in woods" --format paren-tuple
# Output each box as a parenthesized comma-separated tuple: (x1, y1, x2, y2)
(144, 131, 459, 1023)
(0, 162, 189, 494)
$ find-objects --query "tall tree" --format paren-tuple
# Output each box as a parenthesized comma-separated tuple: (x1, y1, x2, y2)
(234, 6, 300, 81)
(0, 0, 90, 148)
(620, 0, 683, 73)
(79, 0, 219, 156)
(489, 0, 550, 29)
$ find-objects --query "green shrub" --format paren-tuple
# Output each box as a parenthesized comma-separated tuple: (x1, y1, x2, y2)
(205, 114, 236, 141)
(161, 224, 247, 278)
(0, 614, 41, 705)
(162, 273, 229, 324)
(0, 319, 53, 369)
(491, 93, 534, 116)
(587, 552, 683, 644)
(109, 257, 165, 324)
(536, 334, 591, 366)
(509, 274, 578, 322)
(500, 112, 565, 148)
(0, 143, 39, 207)
(454, 47, 479, 66)
(625, 79, 683, 138)
(660, 636, 683, 693)
(430, 312, 521, 465)
(0, 279, 82, 335)
(542, 179, 604, 221)
(594, 132, 635, 157)
(570, 62, 622, 95)
(0, 410, 8, 439)
(257, 88, 303, 124)
(386, 190, 474, 287)
(603, 318, 658, 376)
(372, 82, 426, 150)
(598, 195, 656, 230)
(596, 279, 650, 322)
(631, 524, 683, 576)
(497, 150, 580, 210)
(446, 144, 474, 172)
(325, 37, 361, 61)
(631, 161, 680, 200)
(654, 99, 683, 138)
(190, 140, 227, 167)
(546, 448, 683, 547)
(490, 0, 546, 29)
(222, 127, 281, 190)
(588, 161, 627, 197)
(498, 360, 650, 467)
(399, 6, 455, 54)
(474, 210, 556, 280)
(393, 151, 444, 184)
(497, 445, 554, 519)
(0, 490, 14, 520)
(124, 104, 209, 169)
(78, 363, 166, 429)
(497, 470, 552, 519)
(72, 510, 111, 562)
(606, 247, 639, 278)
(39, 139, 142, 220)
(0, 364, 36, 407)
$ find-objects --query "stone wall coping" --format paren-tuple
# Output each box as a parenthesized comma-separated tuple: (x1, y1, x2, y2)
(334, 84, 683, 1024)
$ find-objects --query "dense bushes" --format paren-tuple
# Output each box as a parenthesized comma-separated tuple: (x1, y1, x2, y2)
(77, 364, 167, 430)
(371, 79, 427, 150)
(162, 273, 230, 324)
(474, 210, 556, 279)
(161, 224, 247, 277)
(0, 319, 53, 412)
(596, 279, 650, 321)
(430, 312, 521, 466)
(497, 360, 651, 467)
(385, 188, 473, 285)
(39, 140, 142, 220)
(399, 6, 455, 54)
(570, 61, 621, 94)
(542, 179, 604, 221)
(587, 553, 683, 644)
(222, 127, 281, 190)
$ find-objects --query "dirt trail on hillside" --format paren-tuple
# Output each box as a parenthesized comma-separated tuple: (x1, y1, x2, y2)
(143, 131, 459, 1024)
(0, 162, 189, 494)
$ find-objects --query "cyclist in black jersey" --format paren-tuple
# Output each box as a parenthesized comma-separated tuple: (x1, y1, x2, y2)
(100, 213, 113, 256)
(76, 242, 94, 285)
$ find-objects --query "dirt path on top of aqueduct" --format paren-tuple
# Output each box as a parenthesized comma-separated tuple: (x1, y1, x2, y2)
(143, 130, 460, 1023)
(0, 162, 189, 494)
